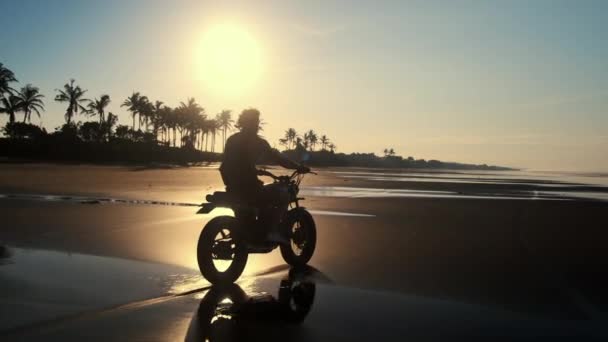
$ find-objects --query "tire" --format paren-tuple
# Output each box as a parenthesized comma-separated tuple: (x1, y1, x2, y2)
(280, 208, 316, 267)
(197, 216, 248, 284)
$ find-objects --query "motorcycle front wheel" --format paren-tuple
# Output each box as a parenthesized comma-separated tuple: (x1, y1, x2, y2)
(280, 208, 316, 267)
(197, 216, 248, 284)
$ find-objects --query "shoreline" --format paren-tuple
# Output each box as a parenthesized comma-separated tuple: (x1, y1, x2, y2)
(1, 163, 606, 203)
(0, 156, 516, 171)
(0, 136, 515, 171)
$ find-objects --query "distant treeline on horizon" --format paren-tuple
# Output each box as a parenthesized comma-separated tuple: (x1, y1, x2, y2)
(0, 134, 512, 171)
(0, 62, 511, 170)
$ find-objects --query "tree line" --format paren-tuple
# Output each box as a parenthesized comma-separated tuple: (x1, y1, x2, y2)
(0, 63, 238, 152)
(278, 128, 336, 153)
(1, 62, 510, 170)
(1, 62, 339, 156)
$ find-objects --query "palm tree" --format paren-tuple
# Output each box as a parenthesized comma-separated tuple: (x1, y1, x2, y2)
(173, 106, 184, 146)
(384, 148, 396, 157)
(154, 100, 164, 112)
(15, 84, 45, 123)
(166, 106, 176, 146)
(208, 118, 220, 152)
(86, 94, 111, 123)
(132, 95, 150, 131)
(328, 143, 336, 153)
(278, 138, 289, 150)
(217, 110, 233, 151)
(179, 98, 204, 116)
(198, 114, 208, 150)
(176, 98, 202, 144)
(121, 92, 146, 130)
(155, 105, 172, 145)
(304, 129, 318, 151)
(138, 98, 152, 132)
(284, 128, 297, 149)
(320, 135, 329, 151)
(202, 119, 215, 151)
(151, 100, 164, 137)
(165, 107, 178, 147)
(191, 114, 203, 150)
(55, 79, 88, 125)
(102, 112, 118, 141)
(0, 63, 18, 97)
(295, 136, 304, 150)
(0, 95, 21, 123)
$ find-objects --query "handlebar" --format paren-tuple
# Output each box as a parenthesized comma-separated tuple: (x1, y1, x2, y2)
(257, 169, 279, 179)
(257, 168, 316, 180)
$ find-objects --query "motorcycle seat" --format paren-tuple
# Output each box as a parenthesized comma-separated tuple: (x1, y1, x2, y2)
(206, 191, 248, 206)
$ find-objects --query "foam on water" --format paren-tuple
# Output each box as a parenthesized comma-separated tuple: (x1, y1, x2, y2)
(327, 170, 608, 201)
(300, 186, 608, 201)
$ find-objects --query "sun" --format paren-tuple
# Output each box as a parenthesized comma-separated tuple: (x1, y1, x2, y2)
(197, 23, 263, 96)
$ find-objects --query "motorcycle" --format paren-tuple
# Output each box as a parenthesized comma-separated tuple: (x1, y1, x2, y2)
(196, 169, 316, 284)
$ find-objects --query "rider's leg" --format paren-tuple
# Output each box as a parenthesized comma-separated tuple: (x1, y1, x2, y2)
(230, 180, 265, 242)
(260, 183, 290, 244)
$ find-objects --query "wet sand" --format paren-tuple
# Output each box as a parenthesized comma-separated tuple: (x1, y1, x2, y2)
(1, 163, 608, 338)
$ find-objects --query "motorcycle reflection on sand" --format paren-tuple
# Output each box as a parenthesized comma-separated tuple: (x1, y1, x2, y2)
(186, 267, 317, 341)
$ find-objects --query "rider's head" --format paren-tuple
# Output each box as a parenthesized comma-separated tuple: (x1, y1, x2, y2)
(236, 108, 261, 135)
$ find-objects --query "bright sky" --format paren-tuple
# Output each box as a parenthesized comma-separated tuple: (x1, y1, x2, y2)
(1, 0, 607, 171)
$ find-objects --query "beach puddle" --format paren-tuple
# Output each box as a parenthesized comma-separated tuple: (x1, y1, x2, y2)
(332, 170, 608, 188)
(537, 191, 608, 202)
(311, 170, 608, 201)
(338, 174, 586, 188)
(308, 210, 375, 217)
(0, 246, 205, 331)
(0, 193, 200, 207)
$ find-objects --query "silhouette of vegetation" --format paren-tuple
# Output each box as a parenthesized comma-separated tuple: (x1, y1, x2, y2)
(217, 109, 233, 152)
(0, 62, 511, 169)
(86, 94, 111, 123)
(55, 79, 88, 125)
(273, 128, 511, 170)
(0, 63, 18, 96)
(0, 95, 20, 124)
(121, 92, 145, 130)
(15, 84, 45, 123)
(3, 122, 46, 139)
(383, 148, 396, 157)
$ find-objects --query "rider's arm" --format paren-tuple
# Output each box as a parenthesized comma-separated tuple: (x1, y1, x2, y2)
(271, 148, 302, 169)
(260, 138, 304, 170)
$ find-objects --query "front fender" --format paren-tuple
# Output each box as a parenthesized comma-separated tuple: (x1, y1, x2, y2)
(286, 207, 315, 224)
(197, 203, 216, 214)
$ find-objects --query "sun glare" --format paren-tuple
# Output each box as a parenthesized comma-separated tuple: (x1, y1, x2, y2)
(197, 24, 263, 96)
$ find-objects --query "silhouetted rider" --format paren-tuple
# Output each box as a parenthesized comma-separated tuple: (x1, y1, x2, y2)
(219, 108, 309, 242)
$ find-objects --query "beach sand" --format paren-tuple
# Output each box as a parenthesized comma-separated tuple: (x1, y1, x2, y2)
(1, 163, 607, 321)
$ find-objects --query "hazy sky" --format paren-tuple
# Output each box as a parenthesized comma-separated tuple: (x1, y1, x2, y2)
(1, 0, 607, 171)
